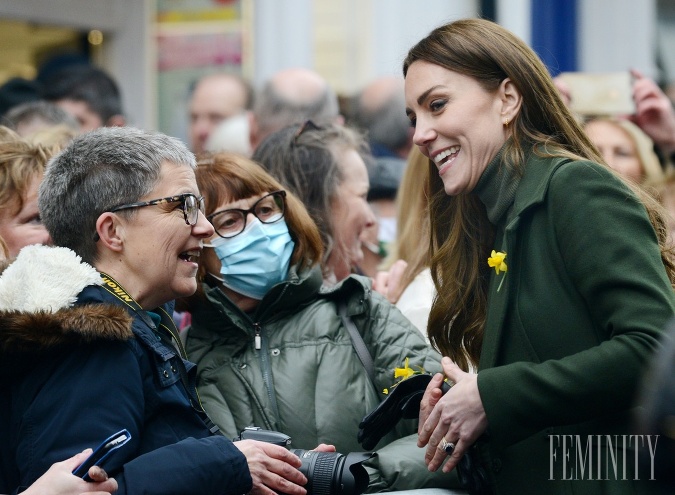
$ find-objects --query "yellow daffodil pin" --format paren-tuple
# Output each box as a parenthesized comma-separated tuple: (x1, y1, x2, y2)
(487, 250, 508, 292)
(383, 357, 425, 395)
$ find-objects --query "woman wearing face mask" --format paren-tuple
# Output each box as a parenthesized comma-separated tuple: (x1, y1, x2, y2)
(182, 153, 458, 493)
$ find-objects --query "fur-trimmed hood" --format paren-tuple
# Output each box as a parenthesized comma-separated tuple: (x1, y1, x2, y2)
(0, 245, 133, 362)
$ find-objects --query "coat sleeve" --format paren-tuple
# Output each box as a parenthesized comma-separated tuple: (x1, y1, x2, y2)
(117, 436, 251, 495)
(14, 340, 251, 495)
(362, 433, 464, 492)
(478, 162, 675, 447)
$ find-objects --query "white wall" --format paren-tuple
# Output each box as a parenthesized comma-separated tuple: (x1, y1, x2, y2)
(578, 0, 657, 77)
(369, 0, 478, 78)
(497, 0, 531, 45)
(252, 0, 478, 93)
(251, 0, 313, 87)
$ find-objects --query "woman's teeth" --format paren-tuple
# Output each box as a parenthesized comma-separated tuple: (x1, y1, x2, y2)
(434, 146, 460, 165)
(179, 250, 200, 262)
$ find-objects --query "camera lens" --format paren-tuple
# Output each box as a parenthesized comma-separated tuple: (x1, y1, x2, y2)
(290, 449, 372, 495)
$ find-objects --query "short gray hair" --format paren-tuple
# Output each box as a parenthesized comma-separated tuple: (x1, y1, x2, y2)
(39, 126, 195, 264)
(3, 100, 79, 132)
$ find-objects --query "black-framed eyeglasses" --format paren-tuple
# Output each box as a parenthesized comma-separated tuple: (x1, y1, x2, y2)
(207, 190, 286, 238)
(109, 193, 205, 226)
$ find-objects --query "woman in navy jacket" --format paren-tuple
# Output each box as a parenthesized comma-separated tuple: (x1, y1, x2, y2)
(0, 127, 309, 495)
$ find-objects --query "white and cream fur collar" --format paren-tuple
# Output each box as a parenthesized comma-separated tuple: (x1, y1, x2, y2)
(0, 244, 101, 313)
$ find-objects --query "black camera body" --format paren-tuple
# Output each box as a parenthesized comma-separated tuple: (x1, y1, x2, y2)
(239, 426, 292, 446)
(237, 426, 373, 495)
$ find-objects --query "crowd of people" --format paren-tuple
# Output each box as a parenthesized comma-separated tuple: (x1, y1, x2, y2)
(1, 16, 675, 495)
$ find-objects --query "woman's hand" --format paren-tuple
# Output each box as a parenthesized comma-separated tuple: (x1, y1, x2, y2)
(552, 76, 572, 107)
(630, 68, 675, 154)
(372, 259, 408, 304)
(21, 449, 118, 495)
(235, 440, 307, 495)
(417, 357, 488, 474)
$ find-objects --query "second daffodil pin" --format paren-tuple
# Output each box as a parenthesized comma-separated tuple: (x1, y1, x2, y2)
(487, 250, 508, 292)
(382, 357, 425, 395)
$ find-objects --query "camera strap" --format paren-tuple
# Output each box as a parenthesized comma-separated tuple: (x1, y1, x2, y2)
(98, 272, 222, 435)
(338, 301, 376, 387)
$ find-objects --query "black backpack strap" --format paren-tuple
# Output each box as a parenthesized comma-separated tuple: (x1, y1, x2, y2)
(338, 300, 376, 386)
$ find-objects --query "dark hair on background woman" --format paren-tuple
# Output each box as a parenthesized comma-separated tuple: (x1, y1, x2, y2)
(252, 122, 369, 278)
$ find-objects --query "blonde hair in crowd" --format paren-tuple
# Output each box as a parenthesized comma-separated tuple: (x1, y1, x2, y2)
(0, 126, 57, 216)
(0, 235, 8, 260)
(583, 116, 664, 187)
(382, 146, 431, 292)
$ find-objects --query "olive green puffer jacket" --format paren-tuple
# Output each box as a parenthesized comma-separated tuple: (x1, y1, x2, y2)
(185, 266, 460, 492)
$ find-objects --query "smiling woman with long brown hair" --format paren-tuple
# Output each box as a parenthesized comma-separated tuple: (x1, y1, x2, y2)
(403, 18, 675, 494)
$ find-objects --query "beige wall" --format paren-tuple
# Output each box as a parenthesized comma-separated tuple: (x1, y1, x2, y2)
(0, 0, 153, 129)
(0, 19, 81, 84)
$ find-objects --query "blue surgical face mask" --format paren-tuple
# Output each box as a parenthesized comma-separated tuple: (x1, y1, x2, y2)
(205, 218, 295, 300)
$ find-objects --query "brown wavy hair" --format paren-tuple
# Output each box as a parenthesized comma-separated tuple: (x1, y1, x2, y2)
(0, 235, 8, 260)
(403, 18, 675, 371)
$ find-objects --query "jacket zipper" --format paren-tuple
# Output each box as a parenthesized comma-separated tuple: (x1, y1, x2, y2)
(253, 322, 280, 420)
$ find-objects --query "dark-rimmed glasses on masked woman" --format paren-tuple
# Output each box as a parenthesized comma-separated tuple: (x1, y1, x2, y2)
(207, 190, 286, 238)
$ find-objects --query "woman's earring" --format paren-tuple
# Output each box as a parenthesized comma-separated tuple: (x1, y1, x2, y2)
(503, 117, 509, 126)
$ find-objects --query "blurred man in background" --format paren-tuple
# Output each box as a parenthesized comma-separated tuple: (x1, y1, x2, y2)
(188, 72, 253, 155)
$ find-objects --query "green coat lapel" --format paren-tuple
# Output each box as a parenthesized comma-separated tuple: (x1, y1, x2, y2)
(478, 154, 571, 370)
(479, 216, 519, 369)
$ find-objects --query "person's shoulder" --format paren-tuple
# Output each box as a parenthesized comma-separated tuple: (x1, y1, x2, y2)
(551, 157, 613, 180)
(525, 153, 604, 180)
(320, 274, 396, 317)
(320, 273, 372, 299)
(548, 158, 633, 197)
(523, 154, 625, 198)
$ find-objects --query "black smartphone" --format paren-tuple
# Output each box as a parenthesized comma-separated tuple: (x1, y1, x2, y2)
(72, 429, 131, 481)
